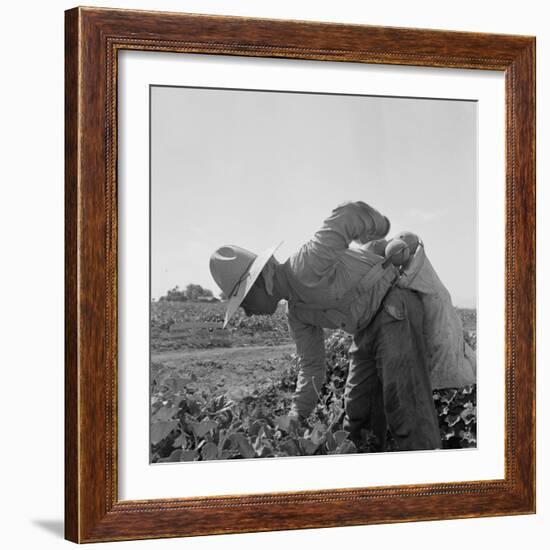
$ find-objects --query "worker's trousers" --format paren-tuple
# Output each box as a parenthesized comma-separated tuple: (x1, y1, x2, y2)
(343, 286, 441, 451)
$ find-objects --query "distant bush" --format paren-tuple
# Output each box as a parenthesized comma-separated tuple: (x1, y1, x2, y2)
(159, 284, 215, 302)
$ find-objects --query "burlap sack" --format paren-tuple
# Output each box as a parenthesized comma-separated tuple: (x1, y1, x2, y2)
(397, 246, 477, 389)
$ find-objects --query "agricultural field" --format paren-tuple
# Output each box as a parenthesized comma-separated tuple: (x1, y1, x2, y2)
(151, 300, 291, 352)
(150, 300, 477, 462)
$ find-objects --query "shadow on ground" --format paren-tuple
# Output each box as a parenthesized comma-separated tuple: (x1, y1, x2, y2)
(32, 519, 64, 538)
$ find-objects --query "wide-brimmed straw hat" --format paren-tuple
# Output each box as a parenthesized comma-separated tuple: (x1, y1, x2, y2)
(209, 242, 282, 328)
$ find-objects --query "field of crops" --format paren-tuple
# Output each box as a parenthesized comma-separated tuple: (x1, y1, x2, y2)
(150, 300, 477, 462)
(151, 300, 290, 351)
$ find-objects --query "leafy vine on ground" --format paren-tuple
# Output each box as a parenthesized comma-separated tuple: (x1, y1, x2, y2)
(151, 328, 477, 462)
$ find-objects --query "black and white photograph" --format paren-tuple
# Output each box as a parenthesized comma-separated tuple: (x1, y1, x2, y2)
(149, 85, 478, 463)
(1, 0, 544, 546)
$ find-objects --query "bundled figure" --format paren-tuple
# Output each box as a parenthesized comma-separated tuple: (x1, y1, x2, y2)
(210, 202, 476, 451)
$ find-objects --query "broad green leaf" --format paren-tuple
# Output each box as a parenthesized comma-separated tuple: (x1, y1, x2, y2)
(280, 438, 298, 456)
(191, 420, 218, 438)
(299, 438, 318, 455)
(310, 423, 327, 445)
(440, 390, 458, 405)
(167, 449, 182, 461)
(153, 405, 180, 422)
(220, 449, 238, 459)
(158, 449, 181, 462)
(253, 431, 273, 455)
(460, 405, 476, 425)
(445, 414, 461, 427)
(201, 442, 219, 460)
(229, 433, 256, 459)
(151, 420, 179, 445)
(274, 415, 292, 432)
(151, 371, 171, 388)
(172, 433, 187, 448)
(336, 440, 357, 454)
(459, 430, 477, 445)
(177, 396, 201, 416)
(249, 420, 267, 437)
(325, 431, 336, 451)
(181, 450, 199, 462)
(333, 430, 348, 446)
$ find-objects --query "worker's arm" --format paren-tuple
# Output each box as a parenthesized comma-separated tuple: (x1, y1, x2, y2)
(286, 201, 390, 417)
(289, 201, 390, 286)
(315, 201, 390, 248)
(288, 312, 326, 419)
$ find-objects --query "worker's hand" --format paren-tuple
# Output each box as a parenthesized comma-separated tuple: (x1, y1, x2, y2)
(397, 231, 420, 254)
(385, 239, 410, 267)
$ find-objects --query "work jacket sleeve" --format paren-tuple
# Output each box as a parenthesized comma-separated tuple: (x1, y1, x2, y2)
(316, 201, 390, 249)
(289, 201, 390, 287)
(287, 312, 326, 418)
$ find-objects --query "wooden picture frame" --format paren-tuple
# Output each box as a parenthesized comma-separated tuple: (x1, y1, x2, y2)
(65, 6, 536, 543)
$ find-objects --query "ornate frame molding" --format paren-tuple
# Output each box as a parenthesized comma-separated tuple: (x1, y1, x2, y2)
(65, 7, 535, 542)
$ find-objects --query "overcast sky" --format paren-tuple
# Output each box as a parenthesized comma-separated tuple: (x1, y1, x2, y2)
(151, 86, 477, 307)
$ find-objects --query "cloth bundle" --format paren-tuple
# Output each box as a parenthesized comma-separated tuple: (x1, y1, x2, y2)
(397, 246, 477, 389)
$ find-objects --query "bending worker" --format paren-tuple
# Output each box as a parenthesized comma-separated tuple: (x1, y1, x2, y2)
(209, 201, 476, 452)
